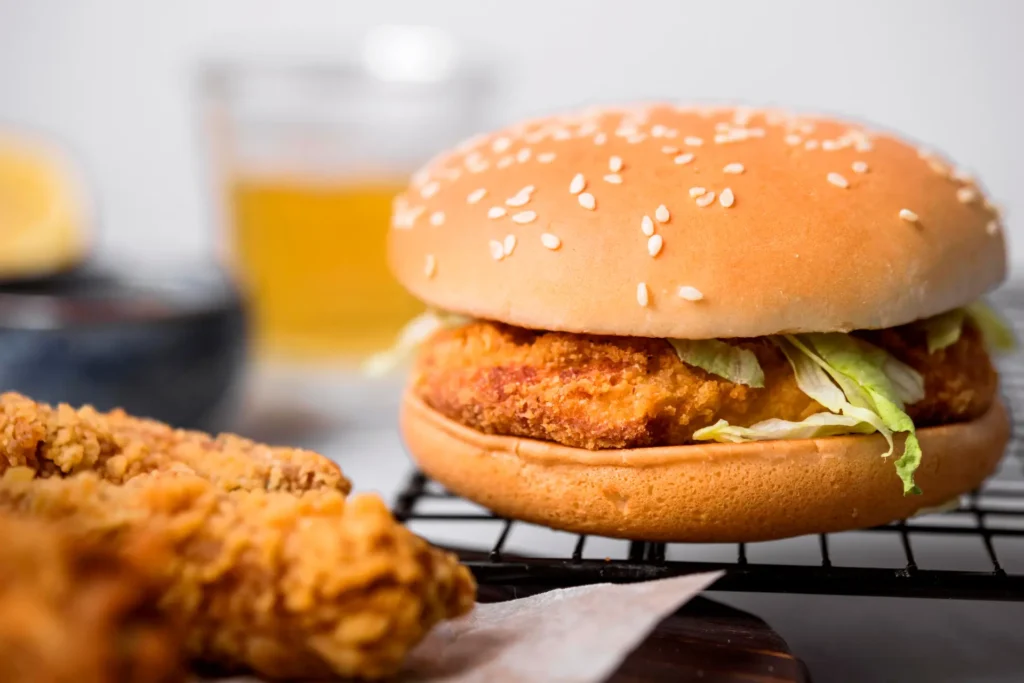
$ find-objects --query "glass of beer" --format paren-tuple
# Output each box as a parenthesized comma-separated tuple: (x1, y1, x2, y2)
(202, 27, 492, 362)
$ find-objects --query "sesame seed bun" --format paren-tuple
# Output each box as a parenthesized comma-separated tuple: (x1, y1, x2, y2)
(400, 392, 1009, 542)
(388, 104, 1006, 338)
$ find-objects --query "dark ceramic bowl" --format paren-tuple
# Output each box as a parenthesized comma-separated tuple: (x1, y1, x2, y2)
(0, 265, 247, 431)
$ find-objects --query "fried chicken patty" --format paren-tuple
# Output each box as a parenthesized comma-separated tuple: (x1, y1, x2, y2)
(413, 320, 997, 450)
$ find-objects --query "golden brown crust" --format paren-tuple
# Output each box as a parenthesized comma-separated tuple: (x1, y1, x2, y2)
(0, 513, 185, 683)
(0, 473, 476, 680)
(400, 392, 1009, 542)
(0, 392, 350, 495)
(412, 320, 996, 450)
(388, 105, 1005, 338)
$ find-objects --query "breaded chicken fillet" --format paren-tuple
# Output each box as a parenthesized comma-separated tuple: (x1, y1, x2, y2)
(0, 392, 350, 494)
(0, 472, 475, 680)
(0, 512, 185, 683)
(413, 320, 997, 450)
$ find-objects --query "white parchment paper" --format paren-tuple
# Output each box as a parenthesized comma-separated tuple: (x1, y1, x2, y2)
(212, 571, 721, 683)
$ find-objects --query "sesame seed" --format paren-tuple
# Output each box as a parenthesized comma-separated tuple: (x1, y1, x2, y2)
(714, 134, 730, 144)
(652, 124, 668, 137)
(957, 187, 978, 204)
(855, 140, 873, 152)
(541, 233, 561, 250)
(627, 133, 647, 144)
(804, 140, 819, 150)
(488, 207, 507, 219)
(537, 152, 557, 163)
(578, 192, 596, 210)
(723, 162, 745, 174)
(953, 168, 974, 183)
(553, 129, 572, 141)
(637, 282, 650, 307)
(424, 254, 436, 277)
(719, 188, 735, 207)
(689, 186, 706, 198)
(604, 173, 623, 184)
(928, 160, 949, 177)
(987, 220, 999, 235)
(512, 210, 537, 224)
(696, 191, 716, 207)
(648, 234, 664, 257)
(827, 172, 849, 189)
(748, 127, 766, 138)
(489, 240, 505, 261)
(516, 148, 532, 163)
(664, 129, 679, 138)
(497, 156, 514, 169)
(661, 146, 679, 155)
(609, 156, 623, 172)
(492, 137, 511, 153)
(467, 188, 487, 204)
(467, 159, 490, 173)
(429, 211, 446, 226)
(655, 204, 670, 223)
(506, 194, 530, 207)
(594, 133, 608, 145)
(822, 140, 839, 151)
(684, 136, 704, 147)
(674, 153, 694, 165)
(570, 173, 586, 195)
(641, 215, 655, 236)
(715, 122, 730, 132)
(420, 181, 440, 198)
(784, 134, 802, 145)
(678, 286, 704, 301)
(503, 234, 517, 256)
(851, 161, 868, 174)
(899, 209, 919, 223)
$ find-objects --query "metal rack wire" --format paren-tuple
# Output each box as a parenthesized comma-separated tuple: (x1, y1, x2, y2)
(393, 288, 1024, 601)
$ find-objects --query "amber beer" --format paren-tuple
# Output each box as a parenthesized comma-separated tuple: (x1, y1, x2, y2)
(228, 174, 423, 359)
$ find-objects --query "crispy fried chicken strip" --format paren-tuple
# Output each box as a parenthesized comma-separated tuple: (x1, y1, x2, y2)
(0, 512, 185, 683)
(0, 392, 350, 494)
(0, 471, 476, 680)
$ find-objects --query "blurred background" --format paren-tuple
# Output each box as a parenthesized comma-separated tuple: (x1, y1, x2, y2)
(1, 0, 1021, 432)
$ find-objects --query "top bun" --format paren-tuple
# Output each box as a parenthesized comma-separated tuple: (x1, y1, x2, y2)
(387, 104, 1006, 339)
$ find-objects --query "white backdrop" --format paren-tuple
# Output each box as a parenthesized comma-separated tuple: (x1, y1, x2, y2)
(1, 0, 1021, 265)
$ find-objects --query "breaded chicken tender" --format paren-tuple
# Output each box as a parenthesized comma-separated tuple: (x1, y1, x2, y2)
(0, 392, 350, 494)
(414, 320, 996, 450)
(0, 472, 476, 680)
(0, 512, 185, 683)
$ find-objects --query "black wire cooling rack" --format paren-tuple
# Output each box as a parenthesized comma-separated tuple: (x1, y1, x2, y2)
(393, 288, 1024, 602)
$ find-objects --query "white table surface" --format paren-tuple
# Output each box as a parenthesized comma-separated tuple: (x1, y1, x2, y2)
(238, 368, 1024, 683)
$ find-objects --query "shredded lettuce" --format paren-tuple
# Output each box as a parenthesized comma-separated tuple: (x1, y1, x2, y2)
(920, 309, 965, 353)
(362, 310, 471, 377)
(668, 339, 765, 388)
(694, 413, 876, 443)
(803, 333, 923, 494)
(965, 301, 1017, 353)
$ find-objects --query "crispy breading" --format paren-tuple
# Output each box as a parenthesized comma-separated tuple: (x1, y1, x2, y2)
(0, 471, 476, 680)
(0, 512, 185, 683)
(0, 392, 350, 494)
(413, 320, 997, 449)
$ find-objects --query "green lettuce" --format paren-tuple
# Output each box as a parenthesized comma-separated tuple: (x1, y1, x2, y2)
(668, 339, 765, 387)
(965, 301, 1017, 353)
(694, 413, 876, 443)
(362, 310, 471, 377)
(920, 309, 965, 353)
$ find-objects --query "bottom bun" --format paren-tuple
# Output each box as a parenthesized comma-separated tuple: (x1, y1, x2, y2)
(400, 391, 1010, 542)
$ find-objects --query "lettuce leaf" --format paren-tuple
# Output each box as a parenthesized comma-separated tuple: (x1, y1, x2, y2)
(920, 309, 965, 353)
(965, 301, 1017, 353)
(694, 413, 877, 442)
(362, 310, 471, 377)
(668, 339, 765, 387)
(803, 333, 923, 494)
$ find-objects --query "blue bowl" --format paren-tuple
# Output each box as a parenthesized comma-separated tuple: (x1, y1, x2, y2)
(0, 266, 248, 431)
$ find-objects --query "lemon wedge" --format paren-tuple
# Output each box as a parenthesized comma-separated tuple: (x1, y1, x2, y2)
(0, 133, 90, 279)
